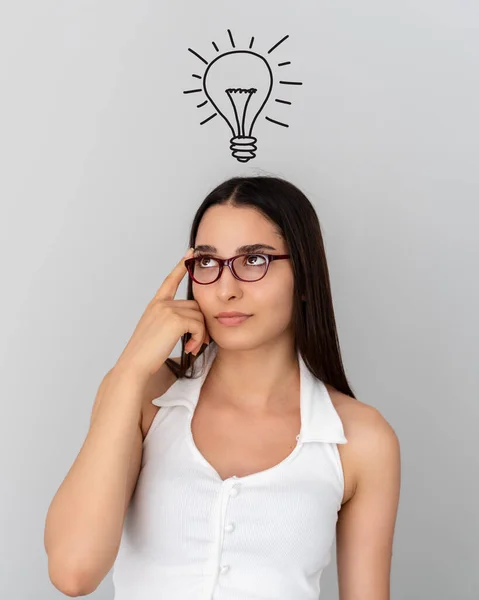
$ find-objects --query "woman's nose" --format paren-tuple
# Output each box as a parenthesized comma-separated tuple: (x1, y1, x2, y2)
(216, 263, 243, 295)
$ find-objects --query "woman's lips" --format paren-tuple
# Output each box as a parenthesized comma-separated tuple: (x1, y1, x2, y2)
(216, 315, 251, 326)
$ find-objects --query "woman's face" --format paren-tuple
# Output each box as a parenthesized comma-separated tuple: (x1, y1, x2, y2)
(192, 203, 295, 350)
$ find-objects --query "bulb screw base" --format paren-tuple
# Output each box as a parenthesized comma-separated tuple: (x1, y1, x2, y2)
(230, 136, 257, 162)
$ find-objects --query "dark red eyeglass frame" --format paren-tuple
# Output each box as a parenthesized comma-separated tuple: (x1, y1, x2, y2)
(184, 253, 291, 284)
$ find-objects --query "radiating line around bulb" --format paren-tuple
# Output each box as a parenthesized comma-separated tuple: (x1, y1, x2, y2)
(265, 116, 289, 127)
(200, 113, 217, 125)
(188, 48, 208, 65)
(268, 35, 289, 54)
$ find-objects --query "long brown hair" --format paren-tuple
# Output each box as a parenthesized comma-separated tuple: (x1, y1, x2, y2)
(165, 175, 355, 399)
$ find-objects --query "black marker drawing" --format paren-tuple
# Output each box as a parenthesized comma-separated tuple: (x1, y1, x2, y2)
(183, 31, 303, 162)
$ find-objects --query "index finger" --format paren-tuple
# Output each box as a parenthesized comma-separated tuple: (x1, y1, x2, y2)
(154, 247, 195, 302)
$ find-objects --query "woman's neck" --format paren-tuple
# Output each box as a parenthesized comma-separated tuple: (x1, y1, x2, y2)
(204, 342, 299, 413)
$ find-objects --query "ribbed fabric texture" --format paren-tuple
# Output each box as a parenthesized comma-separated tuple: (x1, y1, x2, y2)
(112, 343, 348, 600)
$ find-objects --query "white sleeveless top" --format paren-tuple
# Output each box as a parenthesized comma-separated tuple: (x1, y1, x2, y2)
(112, 343, 348, 600)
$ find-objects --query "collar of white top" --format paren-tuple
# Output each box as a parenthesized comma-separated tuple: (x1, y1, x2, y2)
(152, 343, 348, 445)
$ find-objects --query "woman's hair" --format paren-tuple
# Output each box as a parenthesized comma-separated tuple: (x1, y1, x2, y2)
(165, 175, 355, 399)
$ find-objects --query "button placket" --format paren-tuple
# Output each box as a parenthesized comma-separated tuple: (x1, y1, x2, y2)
(222, 481, 237, 577)
(220, 479, 240, 580)
(206, 477, 240, 592)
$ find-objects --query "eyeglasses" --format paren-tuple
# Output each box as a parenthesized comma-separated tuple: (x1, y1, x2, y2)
(184, 253, 291, 285)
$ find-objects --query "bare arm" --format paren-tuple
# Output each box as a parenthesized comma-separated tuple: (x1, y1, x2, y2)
(44, 366, 148, 596)
(336, 406, 401, 600)
(44, 248, 209, 596)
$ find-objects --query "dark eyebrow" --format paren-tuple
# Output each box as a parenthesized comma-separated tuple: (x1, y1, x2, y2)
(194, 243, 277, 255)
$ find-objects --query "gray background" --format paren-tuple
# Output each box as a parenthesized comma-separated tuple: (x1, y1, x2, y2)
(1, 1, 478, 598)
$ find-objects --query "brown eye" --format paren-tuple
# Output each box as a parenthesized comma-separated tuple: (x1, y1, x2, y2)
(244, 254, 266, 266)
(196, 256, 218, 268)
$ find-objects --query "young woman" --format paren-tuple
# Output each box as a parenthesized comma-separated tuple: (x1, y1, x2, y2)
(44, 176, 401, 599)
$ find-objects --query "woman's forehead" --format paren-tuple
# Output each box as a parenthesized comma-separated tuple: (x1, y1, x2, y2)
(196, 204, 281, 247)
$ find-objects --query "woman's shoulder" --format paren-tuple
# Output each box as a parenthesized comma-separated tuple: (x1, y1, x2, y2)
(326, 383, 398, 445)
(326, 383, 400, 499)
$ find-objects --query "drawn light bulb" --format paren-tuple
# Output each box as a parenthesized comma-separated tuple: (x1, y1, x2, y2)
(184, 31, 303, 162)
(203, 51, 273, 162)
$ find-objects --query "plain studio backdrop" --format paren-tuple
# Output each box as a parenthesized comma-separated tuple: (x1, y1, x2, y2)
(1, 1, 478, 599)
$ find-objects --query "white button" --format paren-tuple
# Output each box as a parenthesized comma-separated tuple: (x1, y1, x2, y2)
(220, 564, 230, 574)
(225, 522, 235, 533)
(229, 486, 239, 497)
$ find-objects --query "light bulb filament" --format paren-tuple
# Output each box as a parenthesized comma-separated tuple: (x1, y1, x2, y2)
(226, 87, 257, 137)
